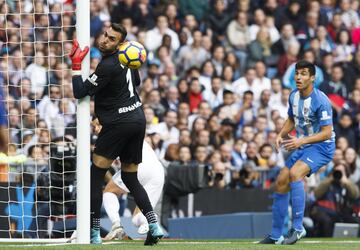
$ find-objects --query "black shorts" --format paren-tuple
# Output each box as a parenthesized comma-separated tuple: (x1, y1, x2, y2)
(94, 121, 145, 164)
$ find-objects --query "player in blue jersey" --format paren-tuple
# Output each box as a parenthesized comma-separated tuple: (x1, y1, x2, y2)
(259, 60, 335, 245)
(0, 86, 8, 154)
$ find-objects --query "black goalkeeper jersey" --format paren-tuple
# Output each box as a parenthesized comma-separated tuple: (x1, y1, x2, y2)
(72, 52, 144, 125)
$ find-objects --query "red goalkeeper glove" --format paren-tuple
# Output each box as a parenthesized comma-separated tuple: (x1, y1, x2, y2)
(69, 39, 89, 72)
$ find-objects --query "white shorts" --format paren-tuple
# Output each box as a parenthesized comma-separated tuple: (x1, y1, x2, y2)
(112, 141, 165, 208)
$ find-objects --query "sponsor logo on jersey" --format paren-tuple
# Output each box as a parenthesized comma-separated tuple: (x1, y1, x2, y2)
(118, 101, 142, 114)
(88, 74, 98, 86)
(321, 111, 331, 120)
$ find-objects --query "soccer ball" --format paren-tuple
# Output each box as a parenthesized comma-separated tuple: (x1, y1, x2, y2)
(118, 41, 147, 69)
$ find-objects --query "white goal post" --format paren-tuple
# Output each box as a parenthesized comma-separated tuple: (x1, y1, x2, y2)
(0, 0, 90, 243)
(75, 0, 90, 244)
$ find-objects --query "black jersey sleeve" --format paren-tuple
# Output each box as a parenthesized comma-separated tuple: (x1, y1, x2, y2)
(72, 75, 88, 99)
(71, 60, 114, 99)
(85, 61, 114, 96)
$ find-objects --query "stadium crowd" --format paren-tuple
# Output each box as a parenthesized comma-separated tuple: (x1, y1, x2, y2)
(0, 0, 360, 237)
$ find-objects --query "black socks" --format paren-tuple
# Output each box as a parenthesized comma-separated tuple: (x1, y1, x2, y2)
(121, 171, 157, 224)
(90, 163, 108, 229)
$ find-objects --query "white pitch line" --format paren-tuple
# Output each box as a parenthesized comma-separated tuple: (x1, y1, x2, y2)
(2, 240, 360, 247)
(104, 241, 234, 245)
(1, 243, 71, 247)
(303, 240, 360, 244)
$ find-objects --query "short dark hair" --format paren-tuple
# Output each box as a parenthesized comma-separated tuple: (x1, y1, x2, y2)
(295, 60, 316, 76)
(111, 23, 127, 42)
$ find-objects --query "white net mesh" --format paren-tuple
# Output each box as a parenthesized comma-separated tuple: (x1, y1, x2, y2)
(0, 0, 77, 239)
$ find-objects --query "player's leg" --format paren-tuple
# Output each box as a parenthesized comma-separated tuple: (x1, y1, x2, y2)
(90, 153, 113, 244)
(282, 160, 309, 244)
(121, 163, 164, 245)
(284, 143, 335, 244)
(103, 179, 127, 240)
(259, 167, 290, 244)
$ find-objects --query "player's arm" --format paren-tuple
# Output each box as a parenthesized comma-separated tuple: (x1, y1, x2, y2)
(72, 61, 113, 98)
(70, 39, 112, 99)
(299, 125, 332, 145)
(275, 92, 295, 150)
(278, 117, 295, 139)
(275, 117, 295, 151)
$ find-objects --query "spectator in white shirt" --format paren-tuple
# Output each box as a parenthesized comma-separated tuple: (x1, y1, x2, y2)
(145, 15, 180, 52)
(177, 29, 210, 73)
(271, 87, 291, 119)
(203, 75, 224, 109)
(25, 51, 47, 99)
(154, 109, 179, 149)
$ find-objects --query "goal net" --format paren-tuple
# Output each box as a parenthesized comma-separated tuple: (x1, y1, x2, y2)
(0, 0, 80, 240)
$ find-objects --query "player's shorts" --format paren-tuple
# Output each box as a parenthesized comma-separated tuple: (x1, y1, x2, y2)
(285, 142, 335, 175)
(112, 163, 164, 208)
(94, 121, 145, 164)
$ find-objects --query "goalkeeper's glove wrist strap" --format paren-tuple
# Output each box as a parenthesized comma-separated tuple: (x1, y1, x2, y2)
(72, 70, 82, 76)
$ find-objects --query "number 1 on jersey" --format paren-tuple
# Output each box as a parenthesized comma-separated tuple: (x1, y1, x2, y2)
(126, 69, 134, 98)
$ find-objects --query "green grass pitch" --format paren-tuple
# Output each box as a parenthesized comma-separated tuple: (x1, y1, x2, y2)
(0, 239, 360, 250)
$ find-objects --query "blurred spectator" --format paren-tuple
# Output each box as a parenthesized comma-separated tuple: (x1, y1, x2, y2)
(176, 30, 209, 73)
(249, 8, 280, 43)
(176, 145, 192, 165)
(90, 1, 103, 38)
(188, 77, 203, 113)
(211, 45, 226, 76)
(339, 0, 360, 29)
(277, 0, 305, 32)
(337, 136, 350, 152)
(226, 11, 251, 72)
(203, 75, 223, 109)
(334, 29, 355, 63)
(231, 138, 245, 170)
(277, 39, 300, 76)
(234, 90, 256, 126)
(311, 162, 360, 237)
(154, 109, 179, 149)
(206, 0, 232, 45)
(232, 67, 256, 101)
(343, 147, 360, 183)
(193, 145, 208, 164)
(316, 25, 335, 53)
(189, 100, 212, 128)
(272, 23, 297, 57)
(161, 86, 179, 111)
(210, 118, 236, 149)
(25, 51, 47, 99)
(257, 89, 272, 119)
(334, 112, 356, 148)
(147, 89, 166, 119)
(165, 3, 181, 33)
(247, 27, 274, 68)
(111, 0, 141, 26)
(346, 89, 360, 131)
(323, 63, 348, 97)
(208, 161, 229, 189)
(145, 15, 180, 52)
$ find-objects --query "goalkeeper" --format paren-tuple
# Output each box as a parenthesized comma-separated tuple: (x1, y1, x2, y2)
(70, 23, 163, 245)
